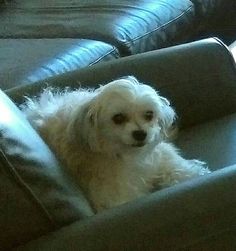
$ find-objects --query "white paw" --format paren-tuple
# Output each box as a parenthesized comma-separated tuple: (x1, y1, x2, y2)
(188, 159, 211, 175)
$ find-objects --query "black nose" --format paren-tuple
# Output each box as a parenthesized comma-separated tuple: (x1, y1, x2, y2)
(132, 130, 147, 141)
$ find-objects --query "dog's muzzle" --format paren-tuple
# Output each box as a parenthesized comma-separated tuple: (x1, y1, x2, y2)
(131, 130, 147, 147)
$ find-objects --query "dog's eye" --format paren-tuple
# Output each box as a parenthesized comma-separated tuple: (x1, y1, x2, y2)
(112, 113, 127, 125)
(144, 111, 154, 121)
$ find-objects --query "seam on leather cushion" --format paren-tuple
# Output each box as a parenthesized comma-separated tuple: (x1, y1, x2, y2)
(89, 46, 120, 66)
(128, 5, 194, 45)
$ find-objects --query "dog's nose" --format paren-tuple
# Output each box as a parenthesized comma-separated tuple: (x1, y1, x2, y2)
(132, 130, 147, 141)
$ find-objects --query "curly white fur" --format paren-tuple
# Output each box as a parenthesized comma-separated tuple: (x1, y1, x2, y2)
(21, 76, 210, 212)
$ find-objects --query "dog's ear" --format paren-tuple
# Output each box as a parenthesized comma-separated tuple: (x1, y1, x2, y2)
(67, 97, 102, 152)
(158, 96, 176, 138)
(86, 99, 102, 130)
(82, 98, 103, 152)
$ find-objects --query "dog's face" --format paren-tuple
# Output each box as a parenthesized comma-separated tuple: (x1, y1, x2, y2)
(81, 77, 176, 154)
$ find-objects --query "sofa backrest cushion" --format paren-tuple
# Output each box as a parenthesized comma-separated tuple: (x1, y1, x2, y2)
(0, 90, 94, 250)
(0, 0, 196, 55)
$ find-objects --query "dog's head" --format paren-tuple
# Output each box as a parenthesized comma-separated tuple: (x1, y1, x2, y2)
(71, 76, 176, 154)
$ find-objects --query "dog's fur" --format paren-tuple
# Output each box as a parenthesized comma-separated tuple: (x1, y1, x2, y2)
(21, 76, 210, 212)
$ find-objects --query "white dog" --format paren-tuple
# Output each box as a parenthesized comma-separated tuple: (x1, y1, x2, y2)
(21, 76, 210, 212)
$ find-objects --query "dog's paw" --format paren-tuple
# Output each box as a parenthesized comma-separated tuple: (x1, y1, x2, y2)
(188, 159, 211, 176)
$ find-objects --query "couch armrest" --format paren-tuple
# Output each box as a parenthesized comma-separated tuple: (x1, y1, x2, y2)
(0, 89, 94, 250)
(7, 38, 236, 128)
(15, 165, 236, 251)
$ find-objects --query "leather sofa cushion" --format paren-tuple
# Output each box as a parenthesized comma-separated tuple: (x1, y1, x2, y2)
(13, 164, 236, 251)
(176, 113, 236, 171)
(0, 90, 94, 250)
(0, 39, 119, 90)
(0, 0, 195, 55)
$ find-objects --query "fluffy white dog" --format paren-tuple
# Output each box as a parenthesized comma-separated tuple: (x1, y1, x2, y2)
(22, 76, 210, 212)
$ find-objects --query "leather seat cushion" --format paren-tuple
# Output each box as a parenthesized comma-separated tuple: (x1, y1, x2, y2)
(176, 113, 236, 171)
(0, 0, 195, 55)
(0, 39, 119, 90)
(0, 90, 94, 250)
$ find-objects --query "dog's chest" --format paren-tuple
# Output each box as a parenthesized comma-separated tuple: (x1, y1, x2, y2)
(74, 153, 156, 211)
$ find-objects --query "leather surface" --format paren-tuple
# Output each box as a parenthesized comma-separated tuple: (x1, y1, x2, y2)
(15, 165, 236, 251)
(0, 90, 94, 250)
(0, 161, 53, 251)
(0, 39, 119, 90)
(189, 0, 236, 45)
(0, 0, 195, 55)
(190, 0, 225, 16)
(176, 113, 236, 171)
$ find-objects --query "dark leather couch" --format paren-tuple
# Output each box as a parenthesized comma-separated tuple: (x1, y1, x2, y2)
(0, 0, 235, 89)
(1, 1, 236, 250)
(1, 38, 236, 250)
